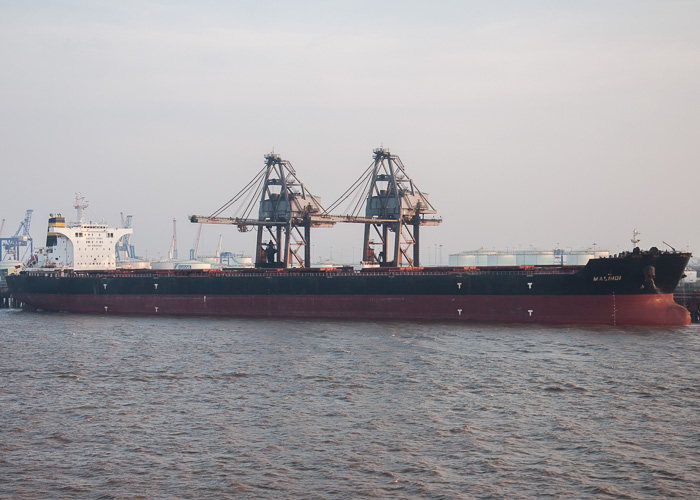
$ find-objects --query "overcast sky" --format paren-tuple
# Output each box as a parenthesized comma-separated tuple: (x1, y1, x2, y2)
(1, 0, 698, 263)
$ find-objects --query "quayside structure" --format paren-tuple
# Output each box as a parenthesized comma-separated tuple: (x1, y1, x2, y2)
(190, 148, 441, 268)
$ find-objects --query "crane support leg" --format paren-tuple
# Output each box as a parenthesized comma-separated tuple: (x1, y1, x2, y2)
(255, 226, 264, 265)
(305, 223, 311, 267)
(393, 221, 401, 266)
(414, 219, 420, 267)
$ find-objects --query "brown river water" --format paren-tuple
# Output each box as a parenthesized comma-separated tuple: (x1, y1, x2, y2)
(1, 309, 699, 498)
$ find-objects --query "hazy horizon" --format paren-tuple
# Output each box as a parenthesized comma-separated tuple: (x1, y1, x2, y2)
(2, 1, 698, 263)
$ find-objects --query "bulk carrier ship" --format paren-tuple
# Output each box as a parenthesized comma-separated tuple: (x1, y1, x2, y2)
(7, 149, 692, 326)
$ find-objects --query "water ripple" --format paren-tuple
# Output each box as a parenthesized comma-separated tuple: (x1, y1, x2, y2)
(1, 312, 699, 498)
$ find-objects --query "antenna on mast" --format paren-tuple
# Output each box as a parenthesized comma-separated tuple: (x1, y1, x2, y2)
(74, 193, 88, 224)
(631, 228, 641, 248)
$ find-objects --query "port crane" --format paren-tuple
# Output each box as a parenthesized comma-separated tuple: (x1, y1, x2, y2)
(0, 210, 34, 262)
(116, 212, 136, 260)
(190, 148, 441, 268)
(325, 147, 440, 267)
(168, 218, 178, 260)
(190, 223, 203, 260)
(191, 152, 330, 268)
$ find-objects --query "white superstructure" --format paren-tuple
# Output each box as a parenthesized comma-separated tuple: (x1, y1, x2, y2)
(39, 193, 132, 270)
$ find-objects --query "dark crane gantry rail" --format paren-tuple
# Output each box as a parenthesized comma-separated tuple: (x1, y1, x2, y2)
(190, 148, 441, 269)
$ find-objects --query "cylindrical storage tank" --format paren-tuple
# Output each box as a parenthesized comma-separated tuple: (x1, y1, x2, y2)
(449, 253, 476, 266)
(475, 252, 493, 267)
(516, 251, 555, 265)
(118, 259, 152, 270)
(566, 252, 594, 265)
(486, 253, 516, 266)
(174, 260, 211, 270)
(516, 252, 539, 265)
(151, 260, 178, 270)
(535, 251, 555, 265)
(232, 256, 254, 267)
(495, 253, 516, 266)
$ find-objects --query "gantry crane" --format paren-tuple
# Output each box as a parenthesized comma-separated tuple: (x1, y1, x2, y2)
(191, 152, 330, 268)
(325, 147, 440, 267)
(0, 210, 34, 262)
(190, 148, 440, 269)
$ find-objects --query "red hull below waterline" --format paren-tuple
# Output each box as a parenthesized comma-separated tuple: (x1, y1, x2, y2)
(13, 292, 690, 326)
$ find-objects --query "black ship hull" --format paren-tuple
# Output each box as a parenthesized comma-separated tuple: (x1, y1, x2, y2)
(7, 251, 691, 326)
